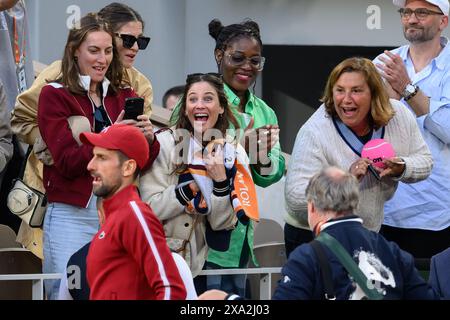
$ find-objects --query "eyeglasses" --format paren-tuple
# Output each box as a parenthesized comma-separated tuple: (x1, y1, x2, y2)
(115, 33, 150, 50)
(398, 8, 444, 20)
(224, 52, 266, 71)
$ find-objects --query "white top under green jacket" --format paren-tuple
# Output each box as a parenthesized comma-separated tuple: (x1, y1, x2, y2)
(285, 99, 433, 232)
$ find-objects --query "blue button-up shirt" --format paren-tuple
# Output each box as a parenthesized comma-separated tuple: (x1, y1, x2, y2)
(374, 37, 450, 230)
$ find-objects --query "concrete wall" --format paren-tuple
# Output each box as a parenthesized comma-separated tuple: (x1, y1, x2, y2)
(25, 0, 450, 235)
(27, 0, 450, 108)
(26, 0, 187, 107)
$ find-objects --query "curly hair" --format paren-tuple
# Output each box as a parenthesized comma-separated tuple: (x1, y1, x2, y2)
(208, 18, 262, 52)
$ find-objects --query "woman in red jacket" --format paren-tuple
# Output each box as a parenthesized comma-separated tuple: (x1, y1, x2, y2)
(37, 13, 153, 300)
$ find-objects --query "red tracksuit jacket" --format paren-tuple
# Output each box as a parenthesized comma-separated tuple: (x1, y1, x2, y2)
(87, 185, 187, 300)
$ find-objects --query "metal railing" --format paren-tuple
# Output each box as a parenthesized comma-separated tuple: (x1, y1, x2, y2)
(0, 267, 281, 300)
(199, 267, 282, 300)
(0, 273, 62, 300)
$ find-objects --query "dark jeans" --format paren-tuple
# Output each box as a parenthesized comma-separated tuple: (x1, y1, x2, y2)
(194, 275, 207, 296)
(284, 223, 314, 258)
(380, 224, 450, 259)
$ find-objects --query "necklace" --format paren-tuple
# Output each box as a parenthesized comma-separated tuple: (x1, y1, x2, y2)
(7, 1, 27, 93)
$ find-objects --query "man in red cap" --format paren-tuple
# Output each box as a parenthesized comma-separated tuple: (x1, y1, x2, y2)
(80, 124, 186, 300)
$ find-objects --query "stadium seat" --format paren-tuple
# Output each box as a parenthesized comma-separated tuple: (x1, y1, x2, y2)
(253, 218, 284, 246)
(0, 224, 21, 248)
(0, 248, 42, 299)
(248, 242, 286, 299)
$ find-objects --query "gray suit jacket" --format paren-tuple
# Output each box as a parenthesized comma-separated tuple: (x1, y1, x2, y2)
(0, 79, 13, 178)
(429, 247, 450, 299)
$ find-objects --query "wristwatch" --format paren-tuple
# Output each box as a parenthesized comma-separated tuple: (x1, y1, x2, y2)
(402, 83, 419, 101)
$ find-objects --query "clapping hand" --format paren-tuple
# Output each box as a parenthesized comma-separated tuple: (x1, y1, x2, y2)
(241, 117, 279, 166)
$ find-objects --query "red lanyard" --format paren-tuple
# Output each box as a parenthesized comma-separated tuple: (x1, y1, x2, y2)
(12, 11, 26, 65)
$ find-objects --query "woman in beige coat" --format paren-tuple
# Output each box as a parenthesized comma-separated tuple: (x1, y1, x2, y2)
(140, 73, 248, 291)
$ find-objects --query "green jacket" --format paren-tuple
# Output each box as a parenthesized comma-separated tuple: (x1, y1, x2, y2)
(207, 220, 257, 268)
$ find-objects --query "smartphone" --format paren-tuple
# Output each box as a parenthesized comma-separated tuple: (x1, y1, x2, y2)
(124, 97, 144, 121)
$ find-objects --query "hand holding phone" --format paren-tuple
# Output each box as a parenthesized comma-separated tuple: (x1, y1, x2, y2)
(123, 97, 144, 121)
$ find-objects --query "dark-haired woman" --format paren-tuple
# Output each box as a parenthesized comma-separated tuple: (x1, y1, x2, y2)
(37, 13, 153, 300)
(172, 18, 285, 296)
(140, 73, 251, 284)
(10, 2, 154, 261)
(173, 19, 285, 187)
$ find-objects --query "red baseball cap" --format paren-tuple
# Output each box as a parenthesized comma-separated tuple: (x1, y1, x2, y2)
(80, 124, 149, 169)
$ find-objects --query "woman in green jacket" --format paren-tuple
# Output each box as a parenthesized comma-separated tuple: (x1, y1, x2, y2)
(172, 18, 285, 296)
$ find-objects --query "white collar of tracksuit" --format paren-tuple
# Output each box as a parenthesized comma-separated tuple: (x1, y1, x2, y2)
(79, 75, 110, 98)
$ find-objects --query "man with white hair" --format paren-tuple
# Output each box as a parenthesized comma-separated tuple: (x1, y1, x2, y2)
(271, 166, 437, 299)
(373, 0, 450, 259)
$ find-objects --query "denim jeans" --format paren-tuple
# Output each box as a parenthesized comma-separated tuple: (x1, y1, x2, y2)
(206, 262, 247, 297)
(207, 273, 247, 297)
(43, 198, 99, 300)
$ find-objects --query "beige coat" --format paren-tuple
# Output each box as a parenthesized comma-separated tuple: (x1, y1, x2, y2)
(139, 129, 239, 277)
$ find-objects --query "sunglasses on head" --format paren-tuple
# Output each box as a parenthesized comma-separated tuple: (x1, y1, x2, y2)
(186, 72, 222, 82)
(115, 33, 150, 50)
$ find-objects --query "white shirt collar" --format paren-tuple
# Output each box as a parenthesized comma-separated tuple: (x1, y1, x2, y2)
(320, 217, 363, 232)
(79, 75, 110, 98)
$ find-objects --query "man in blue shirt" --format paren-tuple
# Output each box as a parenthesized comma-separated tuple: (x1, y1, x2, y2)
(373, 0, 450, 259)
